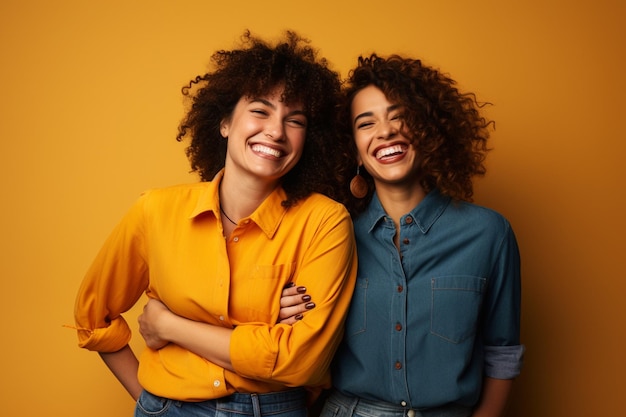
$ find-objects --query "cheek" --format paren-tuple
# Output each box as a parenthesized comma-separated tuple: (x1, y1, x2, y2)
(291, 132, 307, 154)
(354, 135, 369, 158)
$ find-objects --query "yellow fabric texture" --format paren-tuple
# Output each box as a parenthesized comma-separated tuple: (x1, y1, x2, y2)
(74, 171, 357, 401)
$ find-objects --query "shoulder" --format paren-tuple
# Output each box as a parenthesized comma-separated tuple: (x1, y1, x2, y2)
(138, 182, 209, 203)
(455, 200, 509, 221)
(290, 193, 352, 226)
(447, 200, 515, 237)
(295, 193, 349, 214)
(133, 182, 212, 217)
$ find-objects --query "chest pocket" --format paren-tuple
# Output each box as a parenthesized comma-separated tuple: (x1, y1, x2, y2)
(430, 275, 486, 344)
(236, 262, 296, 323)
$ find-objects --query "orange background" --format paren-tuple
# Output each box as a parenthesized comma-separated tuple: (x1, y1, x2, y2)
(1, 1, 624, 416)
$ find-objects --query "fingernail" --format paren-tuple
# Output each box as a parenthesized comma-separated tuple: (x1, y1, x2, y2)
(295, 314, 303, 320)
(302, 295, 311, 302)
(297, 286, 307, 293)
(284, 282, 295, 289)
(305, 302, 316, 310)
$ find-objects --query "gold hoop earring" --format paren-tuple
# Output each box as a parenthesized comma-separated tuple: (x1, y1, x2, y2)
(350, 165, 368, 198)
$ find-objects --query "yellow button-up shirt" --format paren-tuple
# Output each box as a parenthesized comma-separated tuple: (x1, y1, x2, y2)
(74, 171, 357, 401)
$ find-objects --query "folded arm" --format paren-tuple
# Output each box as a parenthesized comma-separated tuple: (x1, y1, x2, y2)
(139, 206, 357, 386)
(139, 298, 234, 371)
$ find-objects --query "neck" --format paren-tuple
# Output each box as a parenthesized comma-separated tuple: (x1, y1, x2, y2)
(375, 181, 426, 251)
(219, 169, 279, 223)
(374, 181, 426, 226)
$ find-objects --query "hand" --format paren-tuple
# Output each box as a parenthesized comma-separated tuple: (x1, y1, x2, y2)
(278, 283, 315, 324)
(138, 298, 173, 350)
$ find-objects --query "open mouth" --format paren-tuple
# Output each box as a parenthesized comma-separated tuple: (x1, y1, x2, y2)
(375, 144, 407, 160)
(251, 144, 283, 158)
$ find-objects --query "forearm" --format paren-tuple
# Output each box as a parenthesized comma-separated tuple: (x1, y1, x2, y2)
(162, 313, 234, 371)
(98, 344, 142, 401)
(472, 377, 514, 417)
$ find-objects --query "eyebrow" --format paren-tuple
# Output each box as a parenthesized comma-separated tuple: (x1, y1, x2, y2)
(353, 104, 402, 126)
(250, 98, 275, 108)
(250, 98, 307, 117)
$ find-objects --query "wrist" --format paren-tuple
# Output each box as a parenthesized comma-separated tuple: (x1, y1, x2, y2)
(159, 308, 181, 343)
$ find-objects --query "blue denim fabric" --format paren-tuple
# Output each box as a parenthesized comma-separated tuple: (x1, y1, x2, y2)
(332, 189, 524, 409)
(135, 389, 307, 417)
(320, 390, 471, 417)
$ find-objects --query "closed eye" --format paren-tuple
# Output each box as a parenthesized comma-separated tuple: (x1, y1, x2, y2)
(390, 112, 403, 121)
(356, 120, 375, 129)
(287, 118, 307, 128)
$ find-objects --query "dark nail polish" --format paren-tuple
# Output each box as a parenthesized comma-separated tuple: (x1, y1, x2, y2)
(305, 302, 316, 310)
(295, 314, 303, 320)
(297, 286, 307, 294)
(284, 282, 295, 289)
(302, 295, 311, 302)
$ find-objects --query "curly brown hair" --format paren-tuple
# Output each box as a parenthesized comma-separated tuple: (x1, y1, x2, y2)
(340, 54, 493, 214)
(176, 30, 350, 207)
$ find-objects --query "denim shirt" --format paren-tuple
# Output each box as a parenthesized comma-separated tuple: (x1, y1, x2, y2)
(332, 189, 524, 409)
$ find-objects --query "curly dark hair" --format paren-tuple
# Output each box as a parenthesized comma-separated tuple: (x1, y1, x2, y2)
(340, 54, 493, 214)
(177, 30, 350, 207)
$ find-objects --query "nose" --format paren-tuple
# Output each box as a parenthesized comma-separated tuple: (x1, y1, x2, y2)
(377, 119, 398, 140)
(264, 117, 284, 141)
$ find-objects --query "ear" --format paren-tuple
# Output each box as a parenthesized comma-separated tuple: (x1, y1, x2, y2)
(220, 120, 229, 138)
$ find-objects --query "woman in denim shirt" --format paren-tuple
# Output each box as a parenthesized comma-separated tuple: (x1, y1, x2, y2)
(281, 54, 524, 417)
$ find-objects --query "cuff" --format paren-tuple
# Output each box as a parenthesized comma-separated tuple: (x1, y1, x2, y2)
(77, 316, 132, 352)
(484, 344, 525, 379)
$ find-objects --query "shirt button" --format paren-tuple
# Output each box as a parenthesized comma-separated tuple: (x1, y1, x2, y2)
(407, 410, 416, 417)
(405, 216, 413, 224)
(219, 315, 225, 321)
(233, 236, 239, 242)
(395, 323, 402, 331)
(401, 401, 407, 407)
(397, 285, 403, 293)
(395, 361, 402, 370)
(213, 380, 221, 387)
(403, 238, 410, 244)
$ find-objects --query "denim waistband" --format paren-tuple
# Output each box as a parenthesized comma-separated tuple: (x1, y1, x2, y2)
(136, 388, 307, 417)
(327, 390, 471, 417)
(217, 388, 307, 407)
(215, 388, 307, 417)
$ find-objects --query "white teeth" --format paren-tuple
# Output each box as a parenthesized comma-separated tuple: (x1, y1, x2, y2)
(252, 144, 282, 158)
(376, 145, 405, 159)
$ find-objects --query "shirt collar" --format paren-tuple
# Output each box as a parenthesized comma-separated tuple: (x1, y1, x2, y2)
(189, 169, 288, 239)
(361, 188, 451, 235)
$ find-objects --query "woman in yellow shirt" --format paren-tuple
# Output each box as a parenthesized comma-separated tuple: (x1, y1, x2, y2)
(73, 31, 357, 417)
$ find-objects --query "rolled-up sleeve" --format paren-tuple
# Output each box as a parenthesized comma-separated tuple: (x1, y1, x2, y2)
(484, 345, 525, 379)
(74, 194, 149, 352)
(482, 219, 525, 378)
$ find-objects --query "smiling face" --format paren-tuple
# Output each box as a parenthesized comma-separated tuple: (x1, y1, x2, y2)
(220, 87, 307, 189)
(351, 85, 421, 190)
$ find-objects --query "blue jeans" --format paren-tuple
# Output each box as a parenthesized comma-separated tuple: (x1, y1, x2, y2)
(319, 390, 471, 417)
(135, 389, 307, 417)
